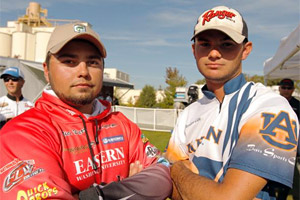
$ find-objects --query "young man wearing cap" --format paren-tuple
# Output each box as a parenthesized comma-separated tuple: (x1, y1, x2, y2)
(165, 6, 299, 199)
(0, 23, 171, 199)
(0, 66, 33, 129)
(279, 78, 300, 120)
(277, 78, 300, 200)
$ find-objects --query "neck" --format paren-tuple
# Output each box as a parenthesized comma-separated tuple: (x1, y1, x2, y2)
(74, 102, 95, 114)
(206, 82, 225, 103)
(7, 93, 23, 102)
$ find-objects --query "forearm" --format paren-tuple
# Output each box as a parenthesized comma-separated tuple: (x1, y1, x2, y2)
(171, 160, 267, 200)
(80, 164, 172, 200)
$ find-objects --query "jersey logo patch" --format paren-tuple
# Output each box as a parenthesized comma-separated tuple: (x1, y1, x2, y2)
(259, 111, 298, 151)
(3, 160, 44, 192)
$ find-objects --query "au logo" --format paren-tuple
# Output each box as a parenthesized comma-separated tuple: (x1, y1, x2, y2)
(74, 24, 86, 33)
(259, 111, 298, 150)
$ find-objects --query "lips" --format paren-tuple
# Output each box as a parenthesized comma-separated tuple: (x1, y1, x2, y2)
(72, 83, 93, 88)
(206, 63, 223, 69)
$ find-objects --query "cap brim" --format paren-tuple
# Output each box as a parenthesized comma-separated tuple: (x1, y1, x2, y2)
(191, 26, 246, 44)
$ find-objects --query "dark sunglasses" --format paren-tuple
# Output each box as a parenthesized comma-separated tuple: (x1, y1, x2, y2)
(3, 77, 20, 82)
(281, 86, 293, 90)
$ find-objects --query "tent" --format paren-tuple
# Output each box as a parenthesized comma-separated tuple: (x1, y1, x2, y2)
(263, 24, 300, 82)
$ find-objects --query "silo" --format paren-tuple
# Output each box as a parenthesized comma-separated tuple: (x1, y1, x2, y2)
(35, 31, 51, 62)
(12, 32, 35, 60)
(0, 32, 12, 57)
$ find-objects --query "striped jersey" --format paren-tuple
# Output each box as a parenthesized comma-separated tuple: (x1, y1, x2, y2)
(165, 74, 299, 199)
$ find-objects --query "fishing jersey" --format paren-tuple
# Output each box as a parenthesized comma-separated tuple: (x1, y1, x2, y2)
(0, 91, 171, 200)
(0, 94, 33, 122)
(166, 74, 299, 199)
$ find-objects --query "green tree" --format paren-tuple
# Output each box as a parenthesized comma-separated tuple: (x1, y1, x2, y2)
(135, 85, 157, 108)
(159, 67, 187, 108)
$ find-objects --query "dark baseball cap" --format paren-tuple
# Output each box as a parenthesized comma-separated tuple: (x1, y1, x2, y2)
(279, 78, 294, 87)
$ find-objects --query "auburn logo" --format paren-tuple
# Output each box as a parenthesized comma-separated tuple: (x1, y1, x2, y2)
(259, 111, 298, 151)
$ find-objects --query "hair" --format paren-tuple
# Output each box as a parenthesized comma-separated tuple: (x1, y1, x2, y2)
(44, 39, 105, 68)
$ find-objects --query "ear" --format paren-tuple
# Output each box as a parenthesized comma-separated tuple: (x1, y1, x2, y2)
(242, 41, 252, 60)
(43, 62, 50, 83)
(192, 43, 196, 58)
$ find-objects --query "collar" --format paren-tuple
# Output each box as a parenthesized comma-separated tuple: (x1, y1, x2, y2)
(7, 94, 24, 101)
(201, 74, 247, 99)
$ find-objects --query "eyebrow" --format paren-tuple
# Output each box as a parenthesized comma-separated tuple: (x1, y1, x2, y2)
(56, 54, 102, 60)
(196, 36, 233, 42)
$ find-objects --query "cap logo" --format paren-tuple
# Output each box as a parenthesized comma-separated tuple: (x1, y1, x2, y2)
(73, 24, 86, 33)
(202, 10, 236, 25)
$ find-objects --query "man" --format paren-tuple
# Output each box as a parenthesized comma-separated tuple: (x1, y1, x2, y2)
(0, 67, 33, 128)
(165, 6, 299, 200)
(0, 23, 171, 199)
(277, 78, 300, 200)
(279, 78, 300, 120)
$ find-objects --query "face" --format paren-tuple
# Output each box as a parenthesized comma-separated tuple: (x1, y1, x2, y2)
(279, 85, 294, 100)
(3, 75, 24, 96)
(192, 30, 252, 85)
(43, 40, 104, 108)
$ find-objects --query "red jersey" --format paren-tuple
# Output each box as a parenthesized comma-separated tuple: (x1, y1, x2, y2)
(0, 92, 169, 199)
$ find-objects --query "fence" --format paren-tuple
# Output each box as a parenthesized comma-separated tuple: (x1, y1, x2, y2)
(113, 106, 181, 132)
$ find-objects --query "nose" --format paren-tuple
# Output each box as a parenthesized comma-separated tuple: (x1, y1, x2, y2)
(208, 48, 221, 60)
(77, 61, 90, 78)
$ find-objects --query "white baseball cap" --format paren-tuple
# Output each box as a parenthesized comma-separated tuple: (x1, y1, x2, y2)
(46, 22, 107, 58)
(191, 6, 248, 44)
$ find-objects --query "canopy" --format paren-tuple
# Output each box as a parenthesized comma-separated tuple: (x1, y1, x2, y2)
(263, 24, 300, 82)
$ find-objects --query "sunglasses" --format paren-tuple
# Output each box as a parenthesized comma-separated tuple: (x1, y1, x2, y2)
(281, 86, 293, 90)
(3, 77, 20, 82)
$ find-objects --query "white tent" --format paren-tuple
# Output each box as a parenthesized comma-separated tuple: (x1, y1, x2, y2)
(263, 24, 300, 82)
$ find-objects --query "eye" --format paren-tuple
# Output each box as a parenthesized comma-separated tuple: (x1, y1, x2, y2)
(87, 60, 102, 67)
(220, 41, 236, 49)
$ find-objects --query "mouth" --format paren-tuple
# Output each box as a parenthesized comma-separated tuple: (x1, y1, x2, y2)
(206, 63, 223, 69)
(72, 83, 93, 88)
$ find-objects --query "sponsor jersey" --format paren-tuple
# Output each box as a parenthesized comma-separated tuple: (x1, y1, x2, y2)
(166, 74, 299, 200)
(0, 91, 164, 199)
(0, 94, 33, 122)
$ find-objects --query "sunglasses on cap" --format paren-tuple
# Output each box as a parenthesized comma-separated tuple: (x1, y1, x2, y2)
(281, 86, 293, 90)
(3, 77, 20, 82)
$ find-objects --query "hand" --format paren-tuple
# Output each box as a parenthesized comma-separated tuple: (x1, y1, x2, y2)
(129, 160, 143, 177)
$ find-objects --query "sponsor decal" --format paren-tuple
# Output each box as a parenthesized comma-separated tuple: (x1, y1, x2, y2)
(246, 144, 295, 166)
(259, 111, 298, 150)
(3, 160, 44, 192)
(73, 147, 126, 181)
(201, 9, 236, 25)
(0, 158, 19, 174)
(141, 134, 148, 143)
(74, 24, 86, 33)
(16, 182, 58, 200)
(145, 145, 158, 158)
(101, 123, 117, 129)
(0, 102, 8, 107)
(63, 145, 89, 154)
(102, 135, 124, 145)
(62, 128, 85, 137)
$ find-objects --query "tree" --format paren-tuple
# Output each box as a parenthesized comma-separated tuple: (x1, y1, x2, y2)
(159, 67, 187, 108)
(135, 85, 157, 108)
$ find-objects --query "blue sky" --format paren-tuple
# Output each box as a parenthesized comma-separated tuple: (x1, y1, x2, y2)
(1, 0, 299, 89)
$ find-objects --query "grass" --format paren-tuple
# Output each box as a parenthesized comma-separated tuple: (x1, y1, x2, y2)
(142, 130, 171, 152)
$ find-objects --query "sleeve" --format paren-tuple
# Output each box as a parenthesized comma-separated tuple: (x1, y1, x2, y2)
(79, 164, 172, 200)
(0, 113, 76, 200)
(229, 94, 299, 188)
(165, 110, 189, 163)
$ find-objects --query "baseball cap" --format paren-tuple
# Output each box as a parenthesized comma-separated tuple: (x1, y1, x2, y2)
(0, 67, 24, 79)
(191, 6, 248, 44)
(46, 22, 107, 58)
(279, 78, 294, 87)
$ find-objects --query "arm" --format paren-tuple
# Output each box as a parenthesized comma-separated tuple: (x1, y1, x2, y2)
(0, 113, 75, 199)
(171, 160, 267, 200)
(79, 163, 172, 200)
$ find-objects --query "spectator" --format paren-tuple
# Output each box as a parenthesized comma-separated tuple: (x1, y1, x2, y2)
(165, 6, 299, 200)
(0, 22, 171, 199)
(0, 66, 33, 129)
